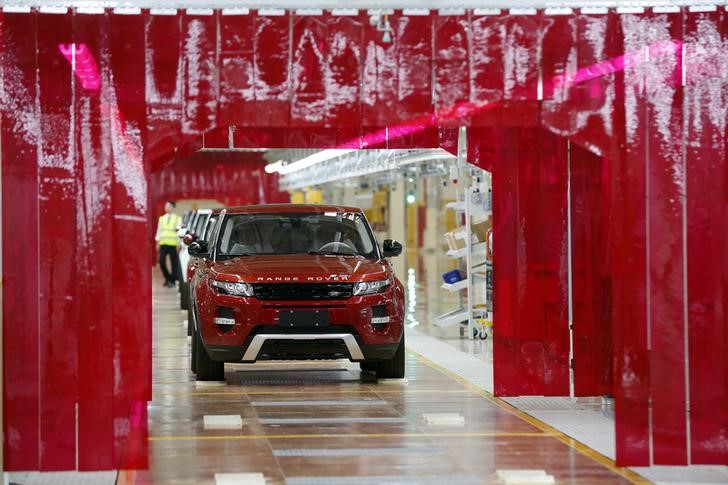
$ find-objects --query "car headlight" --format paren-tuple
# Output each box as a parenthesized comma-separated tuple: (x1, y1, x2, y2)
(353, 278, 392, 296)
(211, 280, 254, 296)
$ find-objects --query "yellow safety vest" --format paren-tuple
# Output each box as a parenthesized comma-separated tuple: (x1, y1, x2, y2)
(158, 214, 181, 247)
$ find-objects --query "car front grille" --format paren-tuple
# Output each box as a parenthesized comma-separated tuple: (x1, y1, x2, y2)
(252, 283, 354, 301)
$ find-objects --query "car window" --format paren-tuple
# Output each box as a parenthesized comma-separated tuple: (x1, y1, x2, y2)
(194, 213, 209, 237)
(216, 212, 378, 259)
(203, 217, 218, 243)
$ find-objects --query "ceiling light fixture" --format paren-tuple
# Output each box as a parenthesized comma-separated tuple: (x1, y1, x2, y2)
(277, 149, 355, 175)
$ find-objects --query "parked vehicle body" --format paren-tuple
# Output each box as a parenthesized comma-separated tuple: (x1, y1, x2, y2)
(187, 204, 405, 381)
(179, 209, 213, 312)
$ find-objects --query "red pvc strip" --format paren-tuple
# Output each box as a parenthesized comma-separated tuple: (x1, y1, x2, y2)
(181, 12, 218, 135)
(74, 12, 115, 470)
(493, 128, 522, 396)
(218, 13, 256, 126)
(685, 8, 728, 465)
(110, 12, 151, 469)
(611, 12, 650, 467)
(570, 144, 613, 396)
(434, 15, 469, 127)
(37, 11, 78, 470)
(1, 11, 41, 471)
(645, 10, 688, 466)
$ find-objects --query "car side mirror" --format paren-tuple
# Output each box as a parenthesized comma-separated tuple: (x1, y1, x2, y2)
(182, 233, 195, 246)
(382, 239, 403, 257)
(188, 241, 208, 257)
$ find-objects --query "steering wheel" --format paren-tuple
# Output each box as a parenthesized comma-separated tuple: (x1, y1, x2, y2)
(317, 241, 356, 254)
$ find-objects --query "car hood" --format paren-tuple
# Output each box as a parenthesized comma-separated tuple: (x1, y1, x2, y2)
(211, 255, 389, 283)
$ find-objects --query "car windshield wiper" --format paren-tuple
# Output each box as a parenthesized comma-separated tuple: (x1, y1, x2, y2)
(219, 253, 253, 259)
(308, 250, 356, 256)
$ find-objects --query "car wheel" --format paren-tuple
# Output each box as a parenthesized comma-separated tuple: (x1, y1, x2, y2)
(180, 281, 189, 310)
(194, 324, 224, 381)
(376, 333, 405, 379)
(359, 361, 377, 372)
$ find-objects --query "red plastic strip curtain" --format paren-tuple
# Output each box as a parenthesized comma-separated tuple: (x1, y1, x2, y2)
(109, 11, 151, 470)
(492, 127, 521, 395)
(569, 144, 612, 397)
(540, 9, 614, 397)
(253, 12, 291, 126)
(434, 14, 469, 127)
(1, 11, 41, 471)
(73, 11, 114, 470)
(492, 127, 570, 396)
(288, 13, 362, 147)
(144, 11, 184, 166)
(521, 128, 570, 395)
(150, 151, 280, 207)
(182, 12, 218, 135)
(685, 7, 727, 465)
(469, 13, 540, 127)
(291, 14, 332, 126)
(218, 12, 255, 126)
(645, 10, 687, 466)
(362, 13, 399, 130)
(386, 13, 437, 148)
(610, 10, 651, 466)
(37, 11, 79, 470)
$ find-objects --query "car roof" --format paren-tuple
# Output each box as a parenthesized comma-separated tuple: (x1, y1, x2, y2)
(223, 204, 363, 214)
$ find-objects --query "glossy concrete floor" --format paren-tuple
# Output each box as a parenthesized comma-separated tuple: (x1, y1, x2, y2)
(128, 276, 647, 485)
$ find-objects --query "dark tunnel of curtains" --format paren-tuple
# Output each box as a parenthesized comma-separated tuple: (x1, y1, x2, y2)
(1, 8, 726, 470)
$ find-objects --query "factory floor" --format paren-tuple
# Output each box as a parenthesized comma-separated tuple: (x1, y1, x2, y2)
(129, 269, 642, 485)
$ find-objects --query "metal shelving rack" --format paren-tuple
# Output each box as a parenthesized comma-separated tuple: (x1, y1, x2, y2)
(436, 127, 492, 339)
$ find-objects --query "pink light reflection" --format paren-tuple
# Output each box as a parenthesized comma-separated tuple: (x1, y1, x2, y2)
(58, 43, 101, 91)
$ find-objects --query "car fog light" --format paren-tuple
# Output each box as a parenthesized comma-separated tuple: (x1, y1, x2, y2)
(371, 316, 391, 324)
(215, 317, 235, 326)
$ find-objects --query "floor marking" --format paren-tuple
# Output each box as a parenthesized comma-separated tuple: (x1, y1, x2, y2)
(215, 472, 266, 485)
(195, 381, 228, 389)
(250, 399, 388, 407)
(411, 352, 650, 485)
(496, 469, 555, 485)
(286, 475, 478, 485)
(203, 415, 244, 430)
(258, 417, 407, 425)
(159, 389, 474, 397)
(378, 378, 409, 385)
(149, 431, 552, 442)
(273, 447, 444, 457)
(421, 412, 466, 426)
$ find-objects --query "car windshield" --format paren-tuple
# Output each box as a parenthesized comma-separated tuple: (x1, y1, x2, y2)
(216, 212, 378, 259)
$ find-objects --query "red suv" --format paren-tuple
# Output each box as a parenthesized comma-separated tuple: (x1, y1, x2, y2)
(187, 204, 405, 381)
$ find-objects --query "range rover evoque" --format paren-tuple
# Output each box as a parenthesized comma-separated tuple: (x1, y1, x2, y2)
(187, 204, 405, 381)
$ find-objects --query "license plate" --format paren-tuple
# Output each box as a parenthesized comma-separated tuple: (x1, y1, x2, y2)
(278, 310, 330, 328)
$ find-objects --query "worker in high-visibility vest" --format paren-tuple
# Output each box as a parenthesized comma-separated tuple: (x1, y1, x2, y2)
(155, 200, 183, 288)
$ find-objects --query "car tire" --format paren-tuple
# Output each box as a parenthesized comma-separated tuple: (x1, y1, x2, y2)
(180, 281, 189, 310)
(376, 333, 405, 379)
(194, 323, 224, 381)
(359, 361, 377, 372)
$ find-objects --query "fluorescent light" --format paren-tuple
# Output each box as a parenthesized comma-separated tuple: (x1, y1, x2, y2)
(278, 149, 354, 175)
(264, 160, 285, 174)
